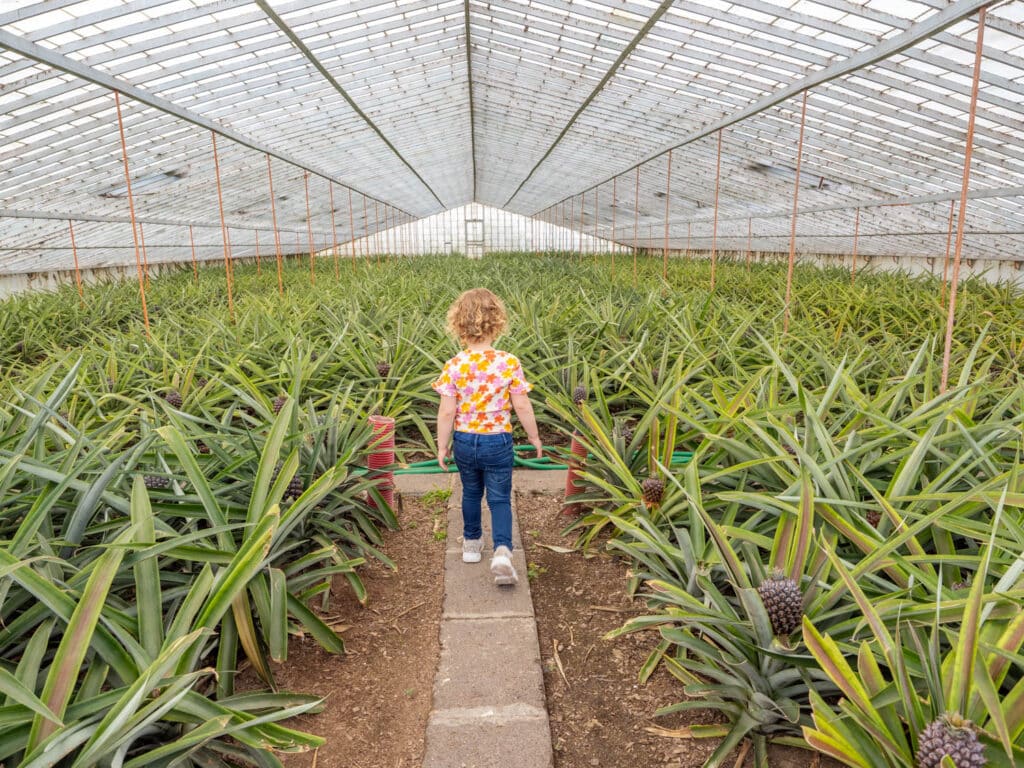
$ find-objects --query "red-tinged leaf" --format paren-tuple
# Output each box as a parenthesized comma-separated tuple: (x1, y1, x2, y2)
(27, 525, 136, 751)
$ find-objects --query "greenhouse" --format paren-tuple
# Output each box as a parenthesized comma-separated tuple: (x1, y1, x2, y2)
(1, 1, 1023, 767)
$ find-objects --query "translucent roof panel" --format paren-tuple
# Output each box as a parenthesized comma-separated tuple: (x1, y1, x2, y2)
(1, 0, 1023, 274)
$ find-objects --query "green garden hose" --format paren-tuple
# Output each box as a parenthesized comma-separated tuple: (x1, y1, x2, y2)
(388, 445, 693, 474)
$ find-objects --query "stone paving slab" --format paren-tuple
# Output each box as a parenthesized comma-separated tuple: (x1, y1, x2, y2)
(513, 468, 568, 496)
(424, 475, 554, 768)
(393, 470, 456, 497)
(423, 711, 553, 768)
(441, 550, 534, 619)
(432, 617, 545, 710)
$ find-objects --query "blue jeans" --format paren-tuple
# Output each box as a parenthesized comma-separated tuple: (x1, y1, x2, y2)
(453, 431, 514, 551)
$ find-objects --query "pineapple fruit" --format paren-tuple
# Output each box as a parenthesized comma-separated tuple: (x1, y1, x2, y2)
(757, 571, 803, 636)
(916, 714, 986, 768)
(641, 476, 664, 508)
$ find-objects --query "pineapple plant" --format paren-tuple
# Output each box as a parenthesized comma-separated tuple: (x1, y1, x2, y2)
(756, 571, 803, 636)
(916, 715, 986, 768)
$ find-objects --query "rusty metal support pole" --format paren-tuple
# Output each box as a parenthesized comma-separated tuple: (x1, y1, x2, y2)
(113, 92, 150, 335)
(362, 195, 369, 261)
(593, 186, 599, 265)
(374, 201, 381, 265)
(710, 131, 722, 291)
(254, 229, 261, 276)
(745, 217, 752, 269)
(578, 191, 585, 260)
(348, 188, 356, 271)
(210, 131, 235, 323)
(266, 155, 284, 297)
(303, 171, 316, 284)
(783, 91, 809, 334)
(570, 196, 576, 258)
(329, 182, 339, 278)
(633, 165, 640, 285)
(189, 224, 199, 282)
(851, 207, 861, 284)
(941, 8, 987, 394)
(941, 198, 956, 305)
(611, 176, 617, 273)
(137, 222, 151, 286)
(663, 149, 672, 280)
(68, 219, 84, 304)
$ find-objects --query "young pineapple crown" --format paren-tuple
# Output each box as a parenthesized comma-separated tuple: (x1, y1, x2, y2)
(572, 385, 587, 406)
(143, 474, 170, 490)
(917, 715, 986, 768)
(757, 571, 803, 636)
(641, 476, 665, 506)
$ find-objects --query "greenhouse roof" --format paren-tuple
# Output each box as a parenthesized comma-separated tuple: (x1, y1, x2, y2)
(1, 0, 1023, 274)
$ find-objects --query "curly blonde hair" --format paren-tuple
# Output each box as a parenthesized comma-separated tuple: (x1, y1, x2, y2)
(446, 288, 508, 345)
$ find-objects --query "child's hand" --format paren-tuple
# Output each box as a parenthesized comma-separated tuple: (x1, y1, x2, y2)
(437, 446, 450, 470)
(529, 436, 543, 458)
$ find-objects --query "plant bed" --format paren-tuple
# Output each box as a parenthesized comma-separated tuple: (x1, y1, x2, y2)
(236, 493, 447, 767)
(518, 490, 841, 768)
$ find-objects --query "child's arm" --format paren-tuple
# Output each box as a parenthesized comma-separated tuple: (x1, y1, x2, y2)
(511, 392, 543, 457)
(436, 395, 457, 469)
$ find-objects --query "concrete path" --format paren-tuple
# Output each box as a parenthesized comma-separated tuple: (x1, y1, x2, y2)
(394, 469, 566, 768)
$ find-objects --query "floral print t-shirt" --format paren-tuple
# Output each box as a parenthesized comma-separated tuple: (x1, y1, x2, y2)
(432, 348, 533, 434)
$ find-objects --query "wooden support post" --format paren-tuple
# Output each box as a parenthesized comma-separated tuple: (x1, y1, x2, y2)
(941, 8, 987, 394)
(114, 92, 150, 336)
(783, 90, 809, 334)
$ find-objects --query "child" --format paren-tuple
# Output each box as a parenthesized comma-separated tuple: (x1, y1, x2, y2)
(433, 288, 543, 586)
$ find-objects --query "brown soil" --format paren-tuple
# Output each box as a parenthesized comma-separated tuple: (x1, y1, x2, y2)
(250, 494, 447, 768)
(517, 489, 835, 768)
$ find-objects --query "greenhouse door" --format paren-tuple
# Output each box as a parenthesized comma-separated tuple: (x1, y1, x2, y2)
(465, 218, 484, 259)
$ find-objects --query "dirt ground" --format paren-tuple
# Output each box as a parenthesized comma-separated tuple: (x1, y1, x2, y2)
(258, 494, 447, 768)
(252, 483, 834, 768)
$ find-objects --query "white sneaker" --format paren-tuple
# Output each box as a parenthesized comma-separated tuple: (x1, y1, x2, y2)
(462, 538, 483, 563)
(490, 546, 518, 586)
